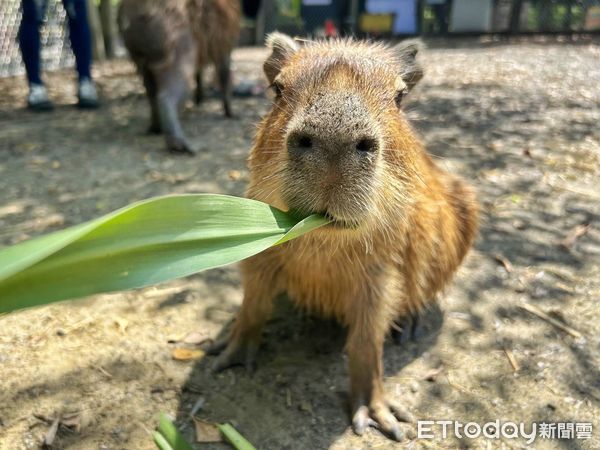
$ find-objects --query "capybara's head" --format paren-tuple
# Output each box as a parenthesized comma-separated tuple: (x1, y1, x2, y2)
(252, 33, 424, 229)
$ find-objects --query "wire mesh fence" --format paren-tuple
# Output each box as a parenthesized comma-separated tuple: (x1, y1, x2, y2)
(1, 0, 598, 78)
(1, 0, 74, 78)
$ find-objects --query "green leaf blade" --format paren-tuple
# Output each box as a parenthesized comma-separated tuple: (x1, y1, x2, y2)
(0, 194, 329, 313)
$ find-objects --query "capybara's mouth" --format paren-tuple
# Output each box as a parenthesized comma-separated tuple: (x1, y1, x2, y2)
(324, 212, 360, 229)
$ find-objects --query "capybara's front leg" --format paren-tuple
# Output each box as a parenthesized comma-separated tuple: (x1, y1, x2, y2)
(348, 297, 414, 441)
(209, 259, 281, 372)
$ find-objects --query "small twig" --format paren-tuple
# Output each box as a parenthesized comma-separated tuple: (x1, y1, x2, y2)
(503, 348, 520, 373)
(493, 253, 513, 273)
(518, 302, 582, 339)
(96, 366, 113, 379)
(190, 397, 205, 417)
(559, 222, 591, 249)
(445, 372, 474, 395)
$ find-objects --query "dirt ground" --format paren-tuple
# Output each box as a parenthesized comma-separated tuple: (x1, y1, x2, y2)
(0, 37, 599, 450)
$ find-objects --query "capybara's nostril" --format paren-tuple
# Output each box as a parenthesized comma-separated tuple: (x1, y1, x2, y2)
(356, 137, 378, 153)
(298, 135, 313, 149)
(288, 132, 314, 153)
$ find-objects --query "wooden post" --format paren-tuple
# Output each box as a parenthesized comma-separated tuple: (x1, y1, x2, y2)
(509, 0, 523, 33)
(99, 0, 116, 59)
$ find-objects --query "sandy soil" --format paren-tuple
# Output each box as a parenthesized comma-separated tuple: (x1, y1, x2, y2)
(0, 38, 599, 450)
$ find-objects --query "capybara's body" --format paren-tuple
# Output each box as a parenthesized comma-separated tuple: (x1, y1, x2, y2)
(211, 35, 478, 441)
(118, 0, 240, 153)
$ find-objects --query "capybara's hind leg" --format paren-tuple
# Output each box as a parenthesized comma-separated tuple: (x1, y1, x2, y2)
(391, 301, 442, 345)
(217, 55, 233, 118)
(142, 69, 161, 135)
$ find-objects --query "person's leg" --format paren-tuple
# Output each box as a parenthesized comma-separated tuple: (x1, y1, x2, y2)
(19, 0, 53, 110)
(63, 0, 98, 107)
(19, 0, 43, 85)
(62, 0, 92, 80)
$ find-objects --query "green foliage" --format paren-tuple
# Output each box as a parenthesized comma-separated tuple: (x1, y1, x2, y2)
(0, 194, 329, 313)
(218, 423, 257, 450)
(155, 414, 194, 450)
(154, 414, 257, 450)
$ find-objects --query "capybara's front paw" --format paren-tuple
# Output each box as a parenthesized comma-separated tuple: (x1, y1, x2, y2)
(207, 333, 260, 374)
(352, 397, 415, 441)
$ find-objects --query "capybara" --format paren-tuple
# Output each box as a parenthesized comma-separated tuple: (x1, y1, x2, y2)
(210, 34, 479, 441)
(118, 0, 240, 154)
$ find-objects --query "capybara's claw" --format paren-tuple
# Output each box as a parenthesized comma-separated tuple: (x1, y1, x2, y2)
(351, 399, 414, 441)
(211, 338, 259, 374)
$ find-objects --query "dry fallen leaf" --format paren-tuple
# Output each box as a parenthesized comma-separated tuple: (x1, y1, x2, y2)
(172, 348, 205, 361)
(194, 418, 222, 443)
(43, 417, 60, 447)
(228, 170, 242, 181)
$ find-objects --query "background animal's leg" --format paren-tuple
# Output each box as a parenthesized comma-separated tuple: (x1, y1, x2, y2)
(217, 55, 233, 118)
(156, 66, 195, 154)
(195, 70, 203, 105)
(210, 274, 277, 372)
(348, 299, 414, 441)
(142, 68, 161, 134)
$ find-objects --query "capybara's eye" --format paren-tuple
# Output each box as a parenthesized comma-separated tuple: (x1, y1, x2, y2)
(271, 82, 283, 98)
(395, 88, 408, 108)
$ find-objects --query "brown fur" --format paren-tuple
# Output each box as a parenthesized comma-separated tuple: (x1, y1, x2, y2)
(212, 34, 478, 440)
(118, 0, 240, 153)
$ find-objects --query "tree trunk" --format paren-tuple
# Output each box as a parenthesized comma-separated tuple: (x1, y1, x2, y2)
(87, 0, 105, 61)
(538, 0, 552, 32)
(562, 0, 573, 30)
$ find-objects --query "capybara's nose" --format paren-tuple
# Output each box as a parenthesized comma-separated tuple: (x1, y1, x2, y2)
(287, 130, 379, 158)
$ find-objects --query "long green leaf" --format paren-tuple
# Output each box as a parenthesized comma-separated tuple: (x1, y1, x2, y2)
(218, 423, 257, 450)
(0, 194, 328, 313)
(157, 413, 194, 450)
(153, 431, 175, 450)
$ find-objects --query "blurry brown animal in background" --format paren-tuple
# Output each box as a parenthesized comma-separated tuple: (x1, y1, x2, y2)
(118, 0, 240, 154)
(210, 34, 478, 441)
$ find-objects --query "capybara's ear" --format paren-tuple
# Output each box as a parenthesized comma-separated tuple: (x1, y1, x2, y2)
(394, 39, 424, 91)
(263, 32, 299, 84)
